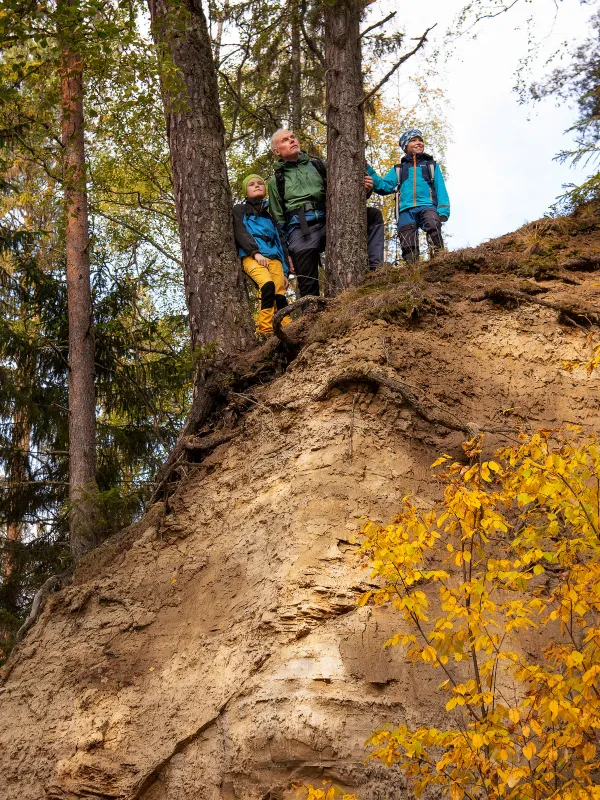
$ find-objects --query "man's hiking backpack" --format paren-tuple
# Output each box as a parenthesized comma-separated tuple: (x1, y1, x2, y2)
(394, 159, 437, 218)
(274, 157, 327, 216)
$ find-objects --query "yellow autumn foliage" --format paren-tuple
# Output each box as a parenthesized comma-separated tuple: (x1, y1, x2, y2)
(353, 428, 600, 800)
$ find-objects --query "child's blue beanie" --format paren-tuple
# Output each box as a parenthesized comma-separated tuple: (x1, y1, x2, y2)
(399, 129, 424, 152)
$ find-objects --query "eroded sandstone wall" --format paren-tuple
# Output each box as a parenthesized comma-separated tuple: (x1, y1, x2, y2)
(1, 282, 599, 800)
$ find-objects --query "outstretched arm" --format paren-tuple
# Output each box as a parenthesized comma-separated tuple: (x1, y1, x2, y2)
(366, 164, 397, 195)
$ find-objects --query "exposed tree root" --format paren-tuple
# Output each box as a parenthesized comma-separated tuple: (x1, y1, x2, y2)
(14, 575, 60, 646)
(149, 335, 291, 503)
(472, 285, 600, 327)
(184, 429, 239, 452)
(273, 296, 329, 344)
(560, 256, 600, 272)
(315, 366, 492, 439)
(150, 369, 226, 504)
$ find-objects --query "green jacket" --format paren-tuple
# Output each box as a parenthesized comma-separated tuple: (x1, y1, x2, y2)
(267, 152, 326, 225)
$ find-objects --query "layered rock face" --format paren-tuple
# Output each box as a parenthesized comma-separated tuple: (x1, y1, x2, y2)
(1, 244, 599, 799)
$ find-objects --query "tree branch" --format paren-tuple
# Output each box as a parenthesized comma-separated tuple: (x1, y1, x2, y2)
(359, 11, 396, 40)
(92, 209, 182, 265)
(360, 25, 437, 107)
(300, 0, 325, 67)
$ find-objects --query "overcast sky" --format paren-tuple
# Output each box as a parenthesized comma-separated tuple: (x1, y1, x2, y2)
(371, 0, 593, 248)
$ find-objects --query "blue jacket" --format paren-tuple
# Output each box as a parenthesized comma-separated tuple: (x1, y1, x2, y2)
(232, 199, 290, 275)
(367, 153, 450, 219)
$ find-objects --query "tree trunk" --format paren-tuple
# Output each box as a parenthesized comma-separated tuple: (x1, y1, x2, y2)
(147, 0, 254, 356)
(290, 0, 302, 132)
(212, 0, 229, 66)
(324, 0, 368, 296)
(59, 6, 98, 561)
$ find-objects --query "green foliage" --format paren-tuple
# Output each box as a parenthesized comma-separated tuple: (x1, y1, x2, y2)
(0, 161, 190, 656)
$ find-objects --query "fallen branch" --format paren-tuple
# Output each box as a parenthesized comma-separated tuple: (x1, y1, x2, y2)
(473, 285, 600, 327)
(315, 366, 481, 438)
(15, 575, 60, 644)
(272, 295, 329, 345)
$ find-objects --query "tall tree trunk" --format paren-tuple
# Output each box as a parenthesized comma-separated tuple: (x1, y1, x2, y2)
(59, 3, 98, 561)
(324, 0, 367, 296)
(147, 0, 254, 356)
(290, 0, 302, 132)
(212, 0, 229, 66)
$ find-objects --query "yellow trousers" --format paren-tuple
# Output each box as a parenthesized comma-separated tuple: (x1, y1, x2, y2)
(242, 256, 292, 334)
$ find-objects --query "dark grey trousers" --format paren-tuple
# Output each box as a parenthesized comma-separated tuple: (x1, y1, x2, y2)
(287, 207, 385, 297)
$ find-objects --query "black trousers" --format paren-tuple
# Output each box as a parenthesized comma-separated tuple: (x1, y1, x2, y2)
(288, 207, 385, 298)
(397, 207, 444, 263)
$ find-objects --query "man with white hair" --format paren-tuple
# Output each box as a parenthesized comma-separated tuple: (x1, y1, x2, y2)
(267, 129, 384, 297)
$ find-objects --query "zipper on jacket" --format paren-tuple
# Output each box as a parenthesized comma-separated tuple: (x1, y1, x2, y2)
(413, 154, 417, 207)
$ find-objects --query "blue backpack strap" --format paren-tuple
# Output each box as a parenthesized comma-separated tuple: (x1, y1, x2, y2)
(422, 160, 437, 205)
(394, 163, 408, 219)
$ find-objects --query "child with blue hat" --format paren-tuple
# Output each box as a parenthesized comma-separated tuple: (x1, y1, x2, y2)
(367, 129, 450, 263)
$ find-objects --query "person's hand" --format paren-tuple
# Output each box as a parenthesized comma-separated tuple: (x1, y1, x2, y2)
(254, 253, 269, 267)
(287, 257, 295, 275)
(284, 275, 289, 291)
(364, 175, 374, 192)
(440, 216, 448, 223)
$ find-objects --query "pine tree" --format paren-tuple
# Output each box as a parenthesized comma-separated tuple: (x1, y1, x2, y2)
(57, 0, 98, 559)
(147, 0, 254, 357)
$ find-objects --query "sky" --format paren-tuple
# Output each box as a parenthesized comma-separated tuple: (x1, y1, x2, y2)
(371, 0, 593, 249)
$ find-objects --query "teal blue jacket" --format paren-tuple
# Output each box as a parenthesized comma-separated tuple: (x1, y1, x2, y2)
(367, 153, 450, 219)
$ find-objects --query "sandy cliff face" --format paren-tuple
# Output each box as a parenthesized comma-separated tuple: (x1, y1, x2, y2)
(2, 218, 600, 800)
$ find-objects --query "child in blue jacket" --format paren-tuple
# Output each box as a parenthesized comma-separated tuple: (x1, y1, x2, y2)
(233, 174, 291, 335)
(366, 128, 450, 263)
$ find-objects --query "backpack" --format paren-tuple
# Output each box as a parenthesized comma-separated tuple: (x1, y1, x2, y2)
(274, 157, 327, 217)
(394, 159, 437, 219)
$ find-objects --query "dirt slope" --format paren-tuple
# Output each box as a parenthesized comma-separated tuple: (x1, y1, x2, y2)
(2, 208, 600, 800)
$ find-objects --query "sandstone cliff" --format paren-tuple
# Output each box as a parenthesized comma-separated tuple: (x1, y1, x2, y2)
(2, 210, 600, 800)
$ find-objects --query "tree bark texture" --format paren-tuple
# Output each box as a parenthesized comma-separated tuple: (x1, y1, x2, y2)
(324, 0, 368, 296)
(290, 0, 302, 132)
(147, 0, 254, 356)
(59, 14, 98, 561)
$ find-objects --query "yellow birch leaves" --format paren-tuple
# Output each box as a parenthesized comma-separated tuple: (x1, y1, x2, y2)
(356, 429, 600, 800)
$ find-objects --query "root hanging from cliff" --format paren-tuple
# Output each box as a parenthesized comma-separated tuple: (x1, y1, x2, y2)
(14, 575, 60, 645)
(315, 365, 510, 439)
(273, 296, 329, 344)
(472, 284, 600, 327)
